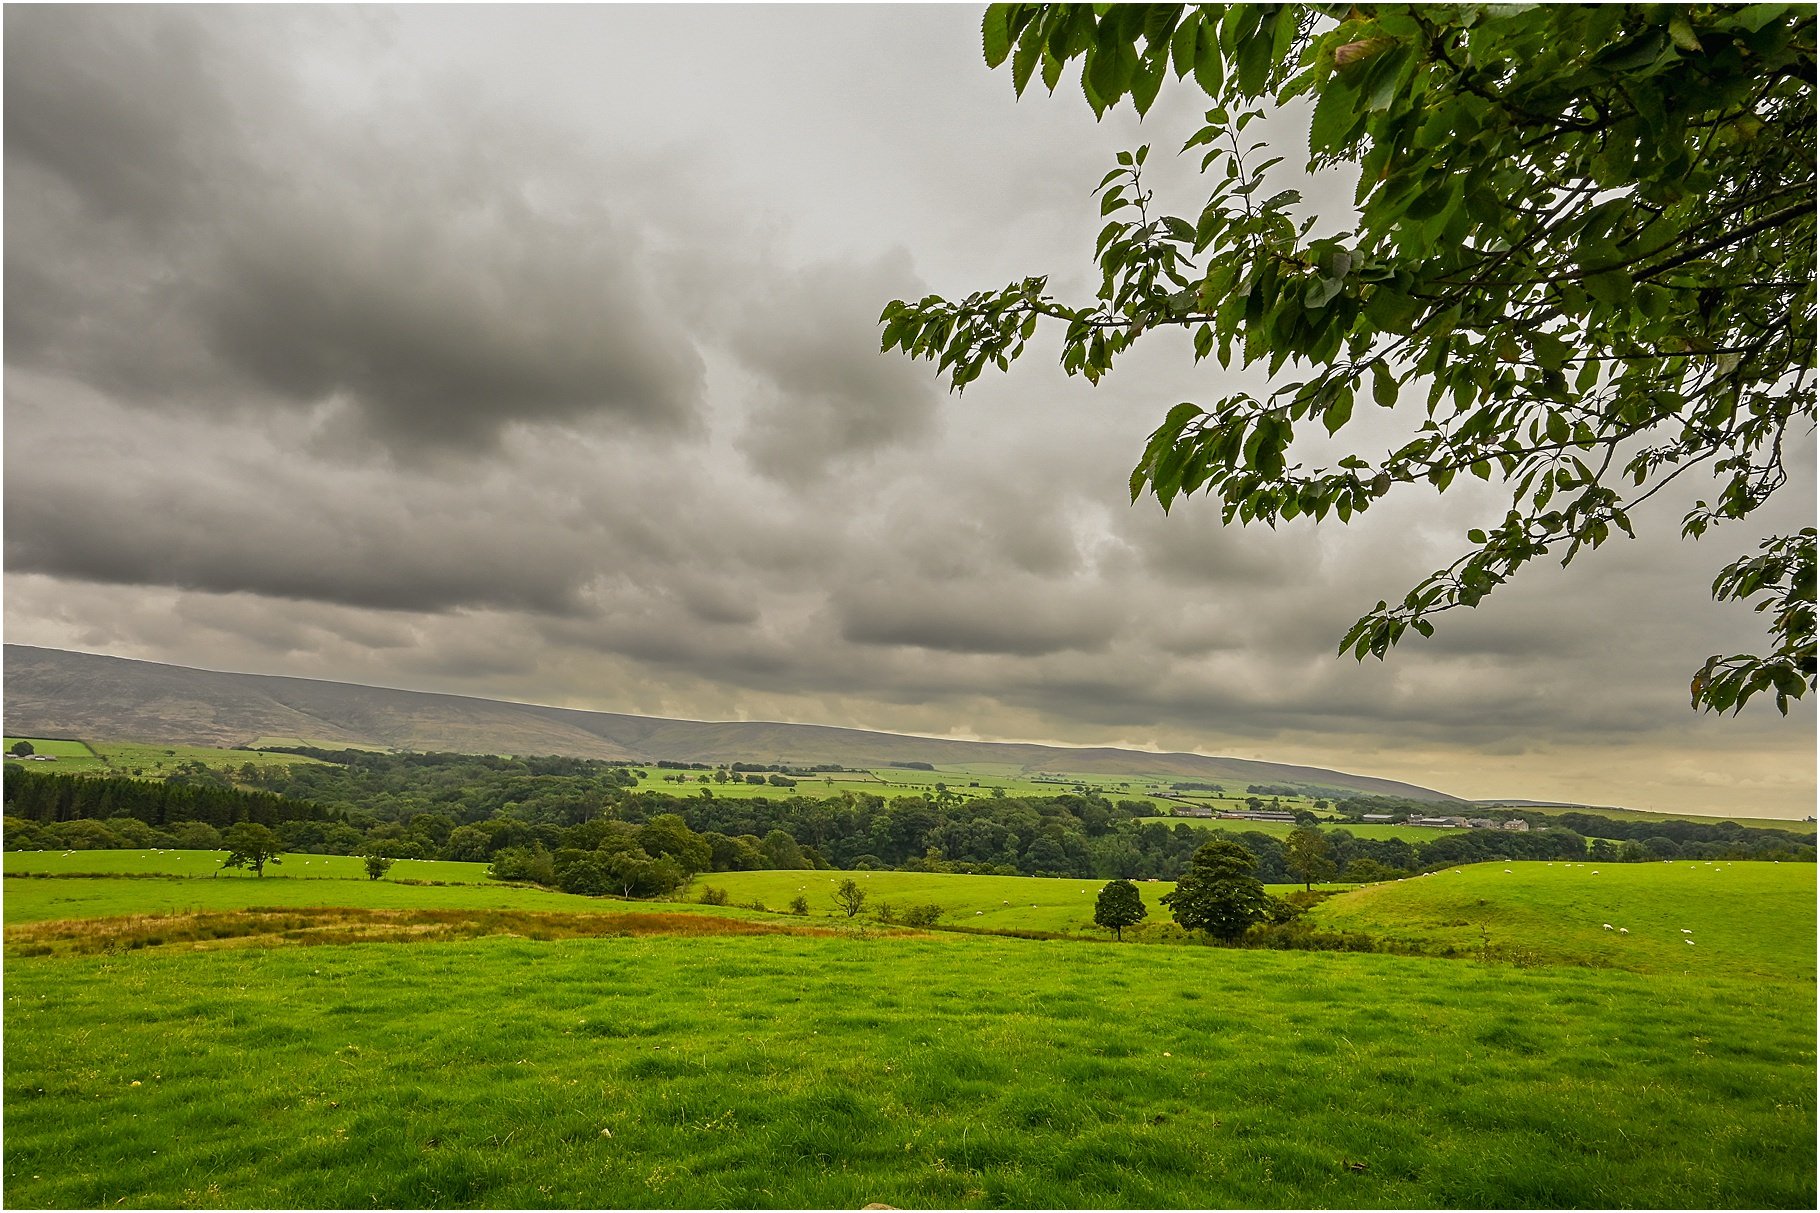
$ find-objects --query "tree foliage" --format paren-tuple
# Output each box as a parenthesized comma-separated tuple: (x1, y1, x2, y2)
(833, 877, 869, 917)
(1160, 838, 1269, 938)
(1093, 877, 1149, 939)
(883, 3, 1816, 714)
(1284, 823, 1338, 889)
(220, 821, 283, 877)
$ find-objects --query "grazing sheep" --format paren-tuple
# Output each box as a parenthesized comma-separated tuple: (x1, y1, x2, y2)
(1686, 939, 1695, 946)
(1619, 928, 1629, 934)
(1602, 924, 1614, 930)
(1681, 929, 1693, 934)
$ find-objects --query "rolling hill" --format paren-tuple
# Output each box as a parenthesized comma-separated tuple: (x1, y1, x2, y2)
(2, 645, 1460, 801)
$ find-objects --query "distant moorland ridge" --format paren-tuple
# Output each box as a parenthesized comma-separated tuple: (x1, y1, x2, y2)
(2, 645, 1460, 802)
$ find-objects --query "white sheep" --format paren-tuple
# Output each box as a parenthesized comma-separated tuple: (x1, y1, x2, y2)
(1602, 923, 1613, 930)
(1619, 928, 1629, 934)
(1681, 929, 1693, 934)
(1686, 939, 1695, 946)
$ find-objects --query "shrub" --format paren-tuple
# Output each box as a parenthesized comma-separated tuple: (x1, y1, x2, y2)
(698, 885, 729, 906)
(788, 895, 809, 915)
(899, 903, 944, 928)
(873, 901, 899, 925)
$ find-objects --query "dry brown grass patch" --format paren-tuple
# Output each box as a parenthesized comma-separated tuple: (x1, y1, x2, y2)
(6, 907, 843, 957)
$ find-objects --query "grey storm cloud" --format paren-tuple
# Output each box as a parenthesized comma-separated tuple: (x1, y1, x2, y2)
(728, 256, 945, 480)
(4, 4, 704, 454)
(3, 4, 1810, 816)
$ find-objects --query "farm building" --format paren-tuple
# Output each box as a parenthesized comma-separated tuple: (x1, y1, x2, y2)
(1172, 806, 1215, 818)
(1502, 818, 1531, 831)
(1217, 810, 1298, 822)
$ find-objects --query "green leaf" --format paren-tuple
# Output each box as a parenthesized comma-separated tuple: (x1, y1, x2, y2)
(983, 5, 1015, 66)
(1192, 22, 1224, 98)
(1667, 14, 1704, 53)
(1322, 390, 1354, 434)
(1371, 361, 1398, 406)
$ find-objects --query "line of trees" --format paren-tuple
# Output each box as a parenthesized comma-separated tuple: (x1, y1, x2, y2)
(5, 750, 1812, 879)
(3, 767, 333, 829)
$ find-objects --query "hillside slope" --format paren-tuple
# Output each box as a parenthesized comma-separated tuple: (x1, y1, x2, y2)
(2, 645, 1460, 800)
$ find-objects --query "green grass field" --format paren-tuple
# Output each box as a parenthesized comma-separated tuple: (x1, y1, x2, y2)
(690, 868, 1194, 934)
(3, 932, 1812, 1208)
(1310, 859, 1817, 982)
(3, 853, 1813, 1208)
(1478, 801, 1814, 832)
(1138, 815, 1449, 842)
(4, 738, 325, 778)
(3, 850, 492, 884)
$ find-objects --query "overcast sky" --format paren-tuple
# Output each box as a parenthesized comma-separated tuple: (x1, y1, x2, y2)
(5, 4, 1813, 817)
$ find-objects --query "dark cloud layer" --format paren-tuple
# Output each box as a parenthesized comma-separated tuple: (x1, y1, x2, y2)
(4, 5, 1811, 816)
(5, 5, 703, 454)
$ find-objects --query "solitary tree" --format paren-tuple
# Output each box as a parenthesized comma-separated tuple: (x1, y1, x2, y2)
(833, 877, 868, 917)
(8, 740, 35, 757)
(1094, 878, 1149, 940)
(885, 4, 1816, 716)
(220, 821, 283, 878)
(1284, 825, 1338, 890)
(361, 852, 396, 881)
(1161, 838, 1269, 940)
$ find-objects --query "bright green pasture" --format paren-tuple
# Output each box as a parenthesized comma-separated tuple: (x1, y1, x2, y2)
(3, 850, 490, 884)
(4, 738, 99, 759)
(1482, 802, 1814, 832)
(1312, 860, 1817, 983)
(5, 738, 105, 772)
(4, 934, 1812, 1209)
(689, 869, 1355, 936)
(1138, 816, 1447, 842)
(0, 874, 709, 926)
(3, 738, 323, 778)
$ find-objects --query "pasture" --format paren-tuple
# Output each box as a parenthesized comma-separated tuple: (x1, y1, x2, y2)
(4, 930, 1812, 1209)
(3, 849, 493, 884)
(1477, 801, 1813, 832)
(4, 738, 324, 778)
(3, 854, 1813, 1207)
(1138, 816, 1447, 842)
(690, 868, 1190, 934)
(1311, 860, 1817, 983)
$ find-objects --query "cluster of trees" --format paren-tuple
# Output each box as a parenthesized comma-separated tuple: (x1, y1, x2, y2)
(3, 767, 332, 830)
(1094, 839, 1306, 943)
(5, 750, 1812, 879)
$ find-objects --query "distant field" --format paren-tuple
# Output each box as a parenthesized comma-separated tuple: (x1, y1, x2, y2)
(690, 869, 1193, 935)
(626, 759, 1360, 814)
(0, 872, 780, 928)
(4, 738, 325, 778)
(1480, 802, 1816, 832)
(3, 850, 491, 884)
(1311, 860, 1817, 983)
(1138, 816, 1447, 842)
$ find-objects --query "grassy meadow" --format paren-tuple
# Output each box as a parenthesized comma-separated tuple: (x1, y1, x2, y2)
(5, 737, 324, 777)
(1310, 859, 1817, 982)
(3, 849, 493, 884)
(3, 853, 1814, 1208)
(692, 868, 1189, 934)
(1137, 816, 1448, 842)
